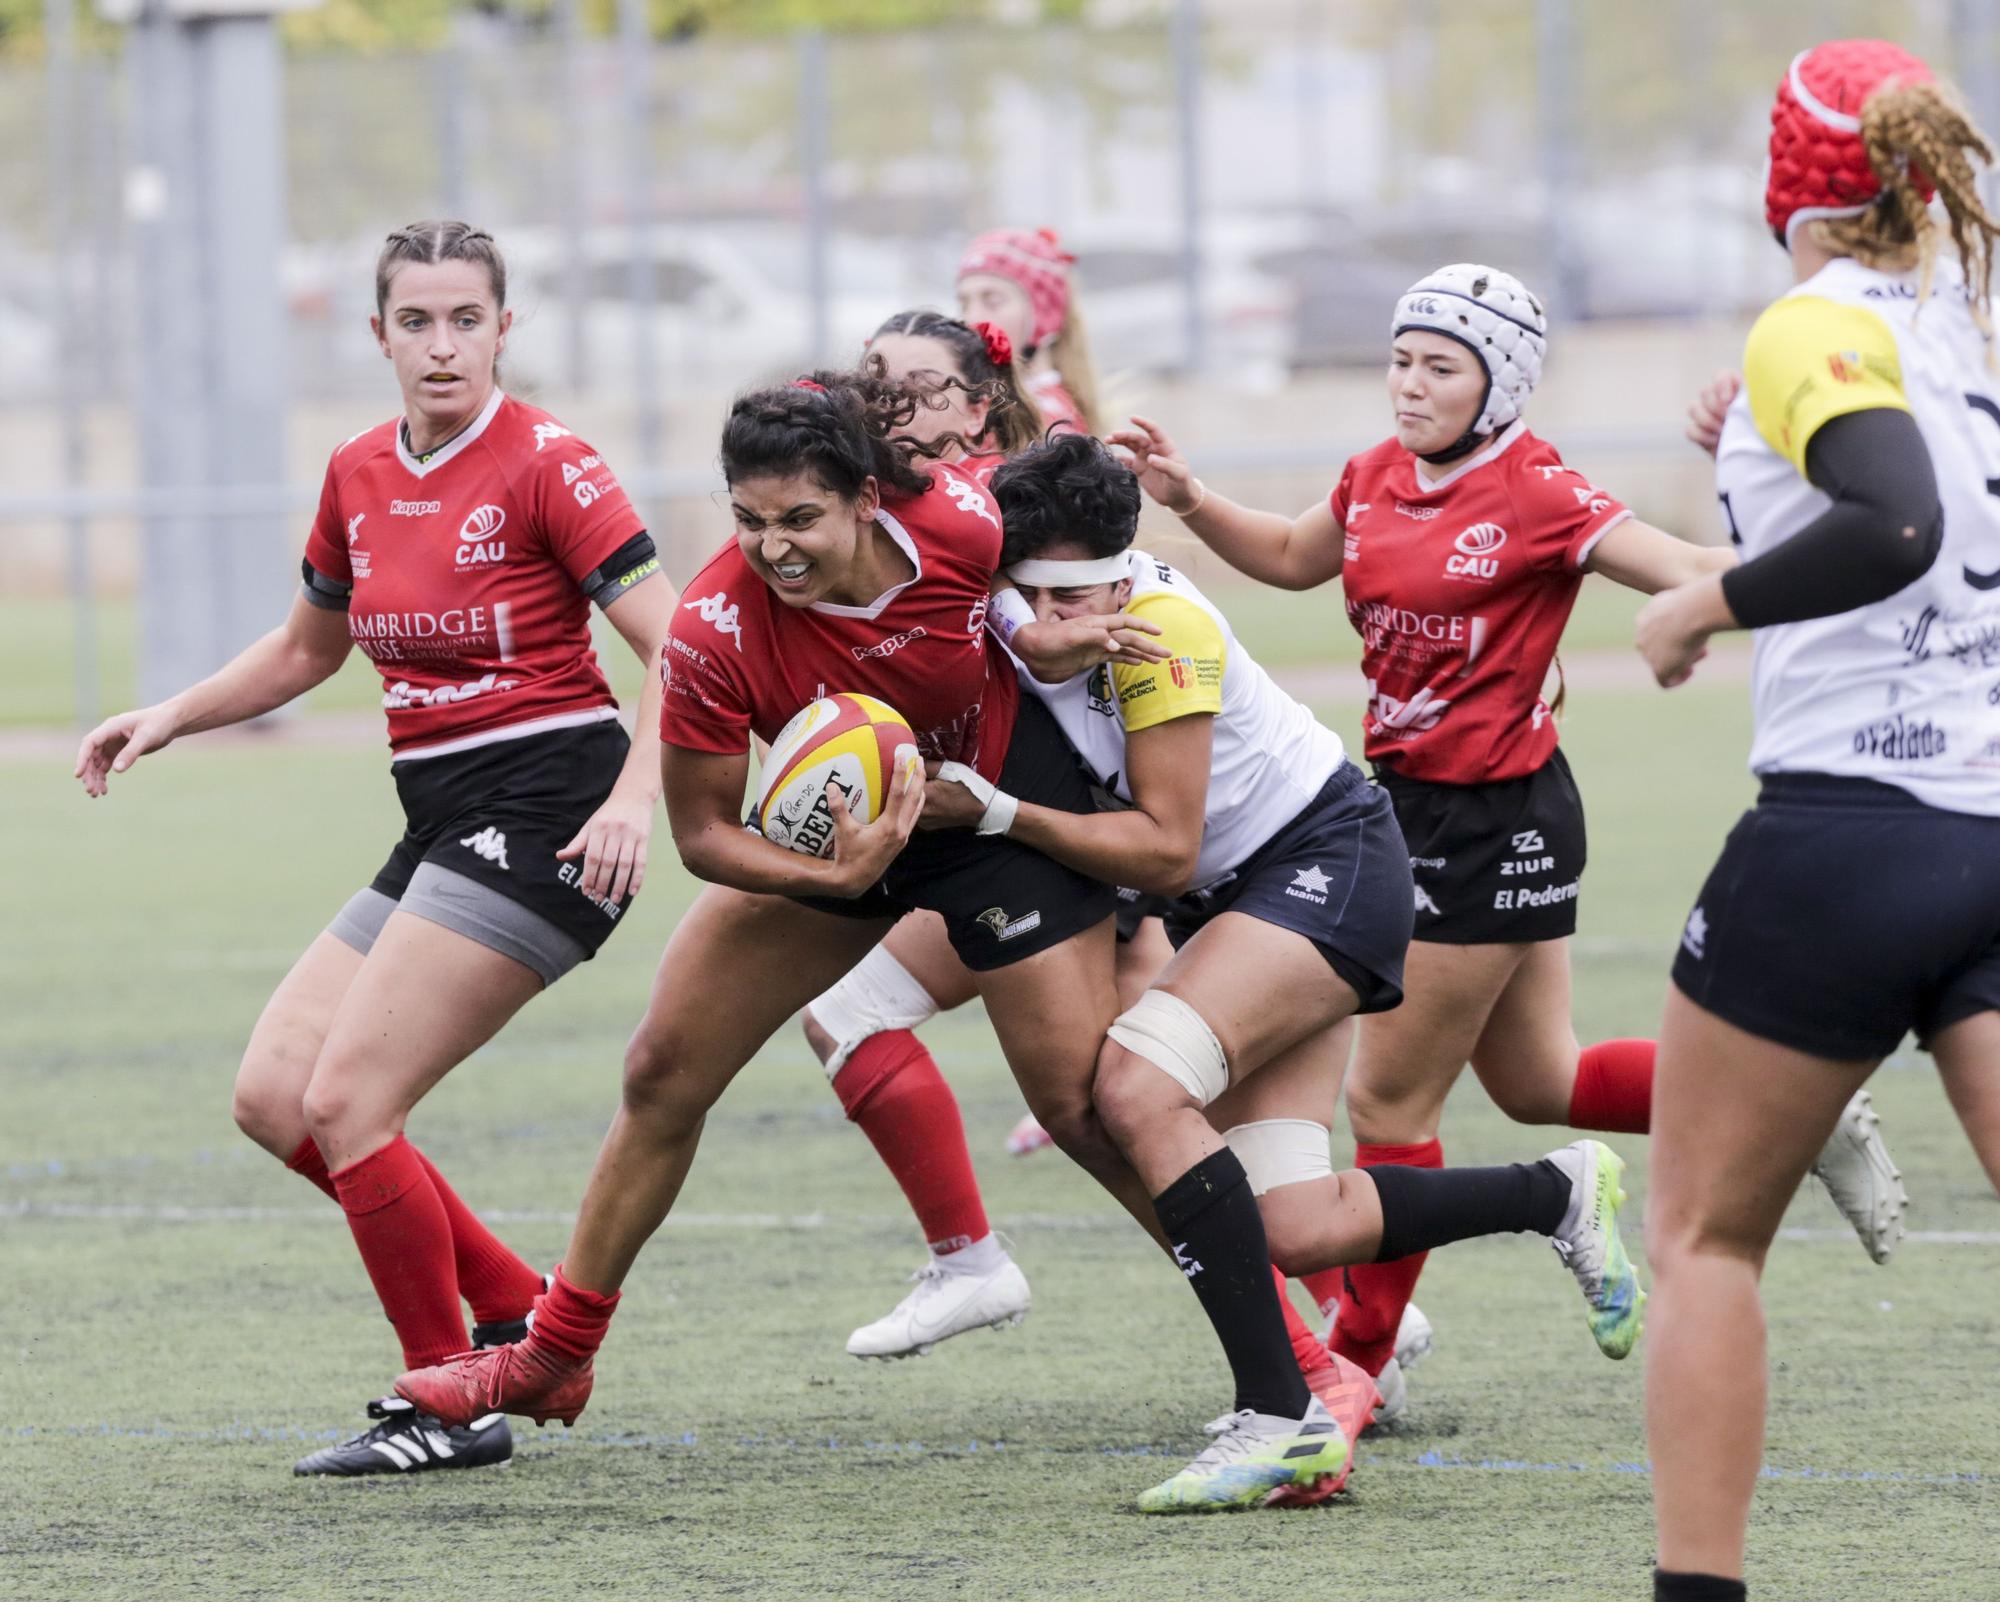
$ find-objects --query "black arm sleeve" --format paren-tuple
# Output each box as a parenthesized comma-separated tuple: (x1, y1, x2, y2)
(1719, 407, 1943, 628)
(300, 558, 352, 612)
(579, 532, 661, 609)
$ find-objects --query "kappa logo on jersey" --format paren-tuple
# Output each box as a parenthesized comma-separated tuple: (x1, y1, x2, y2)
(1445, 522, 1507, 581)
(1396, 501, 1441, 520)
(458, 826, 511, 871)
(455, 504, 508, 569)
(1680, 906, 1708, 960)
(391, 499, 442, 517)
(977, 905, 1043, 942)
(684, 592, 743, 651)
(941, 472, 999, 529)
(851, 626, 929, 662)
(533, 421, 572, 451)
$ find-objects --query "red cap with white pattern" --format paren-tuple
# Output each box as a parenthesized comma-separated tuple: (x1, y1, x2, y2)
(1766, 39, 1935, 248)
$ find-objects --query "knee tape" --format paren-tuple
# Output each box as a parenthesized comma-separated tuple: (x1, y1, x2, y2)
(1107, 989, 1229, 1107)
(1225, 1119, 1334, 1197)
(805, 946, 941, 1077)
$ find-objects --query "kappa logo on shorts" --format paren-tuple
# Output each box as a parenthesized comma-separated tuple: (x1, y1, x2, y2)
(1414, 884, 1441, 915)
(1681, 906, 1708, 961)
(1286, 865, 1332, 906)
(976, 905, 1043, 942)
(459, 827, 511, 871)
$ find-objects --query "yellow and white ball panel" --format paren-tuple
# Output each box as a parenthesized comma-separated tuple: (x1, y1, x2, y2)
(756, 693, 918, 858)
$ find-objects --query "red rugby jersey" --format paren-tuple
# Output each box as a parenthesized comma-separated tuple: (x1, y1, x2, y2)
(1332, 422, 1630, 783)
(1028, 372, 1087, 437)
(303, 391, 645, 758)
(661, 462, 1019, 782)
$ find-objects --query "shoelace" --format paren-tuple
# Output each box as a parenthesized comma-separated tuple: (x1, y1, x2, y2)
(1183, 1410, 1263, 1470)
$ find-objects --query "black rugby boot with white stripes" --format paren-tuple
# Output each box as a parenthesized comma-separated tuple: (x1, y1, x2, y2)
(292, 1395, 512, 1477)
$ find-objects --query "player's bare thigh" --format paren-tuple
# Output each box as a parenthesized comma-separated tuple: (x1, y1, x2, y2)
(1930, 1010, 2000, 1195)
(1346, 938, 1529, 1144)
(231, 932, 366, 1159)
(880, 909, 980, 1011)
(1465, 937, 1584, 1124)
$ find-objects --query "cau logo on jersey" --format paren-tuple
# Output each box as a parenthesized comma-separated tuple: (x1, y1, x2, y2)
(454, 504, 507, 570)
(1444, 521, 1506, 581)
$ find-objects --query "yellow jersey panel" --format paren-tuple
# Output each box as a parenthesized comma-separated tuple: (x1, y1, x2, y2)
(1111, 592, 1226, 732)
(1744, 294, 1910, 476)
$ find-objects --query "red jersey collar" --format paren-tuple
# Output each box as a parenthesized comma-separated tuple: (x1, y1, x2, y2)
(807, 506, 923, 621)
(396, 386, 505, 479)
(1405, 418, 1528, 494)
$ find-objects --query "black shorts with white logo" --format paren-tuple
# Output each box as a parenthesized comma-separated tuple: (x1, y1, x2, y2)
(1376, 746, 1587, 945)
(1672, 773, 2000, 1060)
(1114, 888, 1173, 944)
(356, 720, 636, 980)
(795, 694, 1119, 972)
(1158, 763, 1413, 1013)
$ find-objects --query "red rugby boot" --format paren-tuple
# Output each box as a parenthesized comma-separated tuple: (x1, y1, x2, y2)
(395, 1336, 593, 1429)
(1267, 1350, 1381, 1506)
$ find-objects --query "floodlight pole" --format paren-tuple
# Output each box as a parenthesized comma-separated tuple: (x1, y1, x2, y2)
(123, 0, 311, 704)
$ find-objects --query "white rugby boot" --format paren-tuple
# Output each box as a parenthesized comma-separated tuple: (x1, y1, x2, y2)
(1136, 1396, 1350, 1513)
(1809, 1088, 1908, 1264)
(846, 1248, 1031, 1359)
(1394, 1302, 1435, 1371)
(1545, 1139, 1646, 1359)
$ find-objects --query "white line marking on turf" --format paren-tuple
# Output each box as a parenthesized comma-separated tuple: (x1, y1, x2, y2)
(5, 1198, 1998, 1245)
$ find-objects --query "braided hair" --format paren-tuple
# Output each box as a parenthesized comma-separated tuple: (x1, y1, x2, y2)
(1813, 79, 2000, 335)
(868, 309, 1044, 457)
(719, 369, 935, 502)
(374, 220, 506, 315)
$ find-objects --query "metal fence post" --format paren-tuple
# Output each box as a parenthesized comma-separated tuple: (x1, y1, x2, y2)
(1535, 0, 1585, 318)
(799, 26, 831, 368)
(557, 0, 588, 392)
(620, 0, 661, 477)
(1172, 0, 1205, 372)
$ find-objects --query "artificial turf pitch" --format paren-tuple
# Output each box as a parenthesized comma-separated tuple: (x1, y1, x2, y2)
(6, 674, 1996, 1600)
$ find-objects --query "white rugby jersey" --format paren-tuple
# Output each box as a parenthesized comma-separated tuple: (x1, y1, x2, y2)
(1715, 255, 2000, 814)
(1016, 552, 1345, 887)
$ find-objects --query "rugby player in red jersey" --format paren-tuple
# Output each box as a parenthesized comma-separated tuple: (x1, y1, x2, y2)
(958, 226, 1099, 439)
(75, 221, 677, 1476)
(393, 370, 1177, 1433)
(1111, 262, 1904, 1421)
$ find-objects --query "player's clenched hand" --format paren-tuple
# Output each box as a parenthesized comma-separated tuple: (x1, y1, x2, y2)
(557, 781, 655, 905)
(75, 704, 179, 798)
(821, 763, 923, 896)
(1635, 580, 1723, 688)
(919, 761, 986, 830)
(1106, 416, 1201, 513)
(1686, 370, 1742, 457)
(1012, 612, 1167, 683)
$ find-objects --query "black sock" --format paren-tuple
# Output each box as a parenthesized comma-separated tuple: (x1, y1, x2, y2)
(1368, 1159, 1570, 1262)
(1655, 1569, 1747, 1601)
(1153, 1150, 1312, 1420)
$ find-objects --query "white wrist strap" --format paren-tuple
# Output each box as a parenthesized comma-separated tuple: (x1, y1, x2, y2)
(986, 586, 1036, 646)
(936, 760, 1019, 836)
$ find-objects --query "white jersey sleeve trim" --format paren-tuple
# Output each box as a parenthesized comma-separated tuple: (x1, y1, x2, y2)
(1571, 507, 1634, 570)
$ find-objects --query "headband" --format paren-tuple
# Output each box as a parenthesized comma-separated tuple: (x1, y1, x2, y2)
(1006, 552, 1133, 587)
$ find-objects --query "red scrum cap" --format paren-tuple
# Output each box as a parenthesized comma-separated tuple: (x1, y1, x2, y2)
(1766, 39, 1935, 248)
(957, 228, 1075, 347)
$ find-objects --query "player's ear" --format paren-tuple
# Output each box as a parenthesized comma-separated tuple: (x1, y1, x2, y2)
(853, 475, 881, 522)
(371, 314, 390, 359)
(494, 306, 513, 358)
(1113, 576, 1135, 609)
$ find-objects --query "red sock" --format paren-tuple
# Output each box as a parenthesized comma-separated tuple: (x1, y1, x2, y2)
(529, 1263, 621, 1363)
(1321, 1138, 1443, 1376)
(1273, 1264, 1330, 1377)
(409, 1146, 545, 1326)
(285, 1136, 338, 1201)
(832, 1031, 990, 1255)
(1568, 1039, 1655, 1134)
(331, 1135, 469, 1369)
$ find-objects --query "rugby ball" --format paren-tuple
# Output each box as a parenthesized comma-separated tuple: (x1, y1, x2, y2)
(756, 693, 920, 858)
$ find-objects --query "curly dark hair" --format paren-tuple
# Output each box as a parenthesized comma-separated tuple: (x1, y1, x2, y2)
(719, 369, 936, 501)
(991, 431, 1141, 568)
(867, 309, 1044, 457)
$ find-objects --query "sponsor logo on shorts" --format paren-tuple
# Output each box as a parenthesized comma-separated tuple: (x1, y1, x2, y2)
(1681, 906, 1708, 960)
(390, 499, 442, 517)
(1286, 864, 1333, 905)
(1409, 855, 1447, 870)
(1851, 713, 1948, 760)
(1499, 856, 1555, 876)
(1493, 879, 1577, 911)
(459, 827, 511, 871)
(851, 626, 929, 662)
(1414, 884, 1441, 915)
(1511, 830, 1545, 854)
(684, 591, 743, 651)
(558, 860, 623, 920)
(976, 905, 1043, 942)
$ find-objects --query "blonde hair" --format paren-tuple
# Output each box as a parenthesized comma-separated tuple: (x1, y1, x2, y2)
(1806, 79, 2000, 335)
(1047, 290, 1103, 436)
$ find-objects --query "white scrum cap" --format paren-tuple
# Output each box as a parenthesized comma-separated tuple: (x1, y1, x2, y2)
(1391, 263, 1547, 436)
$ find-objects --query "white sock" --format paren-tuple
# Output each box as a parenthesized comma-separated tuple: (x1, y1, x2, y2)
(933, 1232, 1007, 1275)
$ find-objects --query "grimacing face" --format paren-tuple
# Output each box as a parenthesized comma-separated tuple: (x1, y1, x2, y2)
(1009, 539, 1133, 623)
(728, 470, 881, 609)
(373, 258, 510, 439)
(1387, 329, 1488, 457)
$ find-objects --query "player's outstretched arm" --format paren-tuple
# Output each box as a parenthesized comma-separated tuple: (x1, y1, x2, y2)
(1107, 415, 1343, 591)
(75, 594, 353, 797)
(1585, 519, 1738, 596)
(664, 743, 921, 899)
